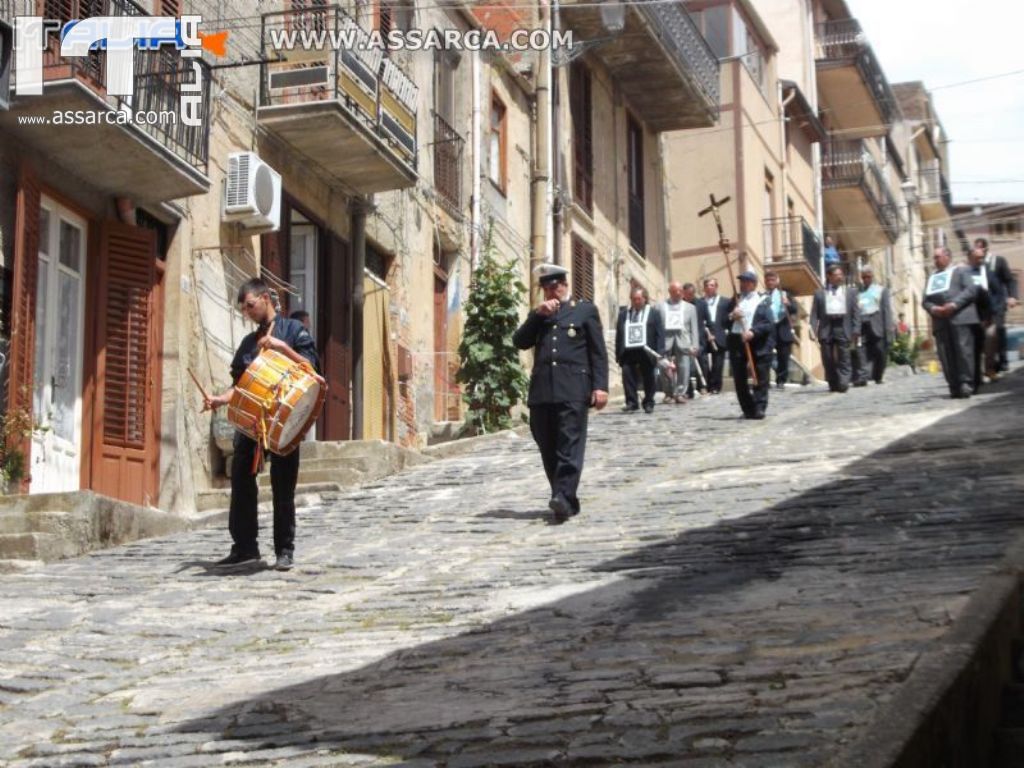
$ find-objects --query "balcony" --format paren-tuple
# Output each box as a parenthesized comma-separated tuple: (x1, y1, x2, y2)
(258, 6, 417, 195)
(762, 216, 824, 295)
(918, 165, 952, 221)
(822, 139, 901, 249)
(432, 113, 463, 216)
(0, 0, 211, 203)
(559, 1, 718, 131)
(814, 18, 896, 138)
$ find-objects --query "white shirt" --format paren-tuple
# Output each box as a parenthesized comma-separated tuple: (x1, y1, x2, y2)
(731, 292, 762, 334)
(825, 285, 847, 316)
(706, 295, 720, 323)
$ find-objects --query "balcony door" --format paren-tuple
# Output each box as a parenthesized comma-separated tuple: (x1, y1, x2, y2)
(31, 199, 87, 493)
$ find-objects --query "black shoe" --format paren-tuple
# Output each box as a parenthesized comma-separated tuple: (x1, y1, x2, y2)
(549, 494, 572, 522)
(643, 404, 654, 414)
(852, 381, 868, 388)
(621, 404, 639, 413)
(216, 549, 261, 567)
(959, 385, 973, 399)
(752, 409, 766, 419)
(274, 552, 294, 571)
(836, 386, 849, 393)
(776, 381, 786, 390)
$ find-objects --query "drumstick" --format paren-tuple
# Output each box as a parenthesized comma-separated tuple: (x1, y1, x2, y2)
(187, 367, 211, 403)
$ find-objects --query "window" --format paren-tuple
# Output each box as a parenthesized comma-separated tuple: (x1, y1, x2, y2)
(688, 4, 729, 58)
(569, 62, 593, 213)
(627, 116, 645, 256)
(571, 236, 595, 302)
(489, 94, 507, 193)
(378, 1, 412, 39)
(763, 171, 775, 259)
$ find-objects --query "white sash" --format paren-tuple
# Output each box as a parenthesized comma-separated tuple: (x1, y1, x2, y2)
(663, 302, 684, 331)
(625, 306, 649, 349)
(970, 269, 989, 292)
(926, 268, 953, 296)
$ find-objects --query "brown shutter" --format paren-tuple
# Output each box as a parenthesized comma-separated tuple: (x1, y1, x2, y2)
(6, 164, 41, 491)
(91, 221, 157, 506)
(157, 0, 182, 15)
(322, 235, 351, 440)
(260, 198, 291, 315)
(571, 235, 595, 303)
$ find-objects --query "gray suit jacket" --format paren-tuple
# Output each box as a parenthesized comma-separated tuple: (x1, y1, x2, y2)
(923, 266, 979, 329)
(810, 285, 861, 342)
(859, 286, 895, 343)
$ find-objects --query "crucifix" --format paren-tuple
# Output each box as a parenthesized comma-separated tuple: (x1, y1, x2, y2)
(698, 193, 758, 386)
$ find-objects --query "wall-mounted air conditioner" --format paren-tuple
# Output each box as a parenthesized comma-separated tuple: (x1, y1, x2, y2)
(223, 151, 281, 231)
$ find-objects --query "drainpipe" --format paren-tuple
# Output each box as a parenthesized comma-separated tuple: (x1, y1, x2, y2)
(471, 49, 482, 270)
(778, 82, 797, 259)
(531, 0, 552, 298)
(551, 0, 562, 267)
(350, 196, 368, 441)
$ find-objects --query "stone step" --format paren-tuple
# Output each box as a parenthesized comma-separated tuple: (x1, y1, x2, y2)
(993, 727, 1024, 768)
(257, 465, 365, 490)
(0, 532, 78, 561)
(195, 482, 344, 513)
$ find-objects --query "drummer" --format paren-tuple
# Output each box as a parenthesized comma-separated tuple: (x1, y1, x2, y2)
(203, 278, 322, 571)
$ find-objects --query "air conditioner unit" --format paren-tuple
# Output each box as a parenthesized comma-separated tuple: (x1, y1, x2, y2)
(223, 152, 281, 231)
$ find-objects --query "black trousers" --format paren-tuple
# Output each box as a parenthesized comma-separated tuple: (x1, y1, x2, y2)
(775, 340, 793, 384)
(706, 345, 727, 392)
(853, 320, 888, 384)
(972, 324, 986, 392)
(621, 349, 656, 408)
(229, 432, 301, 556)
(995, 311, 1009, 369)
(820, 321, 853, 392)
(728, 335, 770, 416)
(934, 323, 976, 397)
(529, 401, 589, 511)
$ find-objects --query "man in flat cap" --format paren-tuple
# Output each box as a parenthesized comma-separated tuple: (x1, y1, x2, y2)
(851, 265, 895, 386)
(726, 270, 775, 419)
(513, 263, 609, 522)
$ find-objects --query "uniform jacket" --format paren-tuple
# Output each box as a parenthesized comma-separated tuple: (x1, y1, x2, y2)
(768, 289, 799, 344)
(513, 299, 609, 406)
(659, 299, 701, 354)
(810, 285, 861, 342)
(858, 285, 896, 344)
(725, 293, 776, 359)
(614, 304, 664, 363)
(923, 266, 980, 330)
(696, 295, 731, 350)
(231, 317, 320, 384)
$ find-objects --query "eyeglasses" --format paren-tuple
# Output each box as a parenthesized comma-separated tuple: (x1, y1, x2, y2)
(240, 297, 262, 311)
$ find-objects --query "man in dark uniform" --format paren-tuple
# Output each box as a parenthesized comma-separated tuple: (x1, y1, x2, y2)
(726, 270, 775, 419)
(513, 264, 609, 523)
(764, 270, 798, 389)
(203, 278, 323, 570)
(697, 277, 730, 394)
(924, 246, 979, 399)
(810, 264, 861, 393)
(615, 287, 664, 413)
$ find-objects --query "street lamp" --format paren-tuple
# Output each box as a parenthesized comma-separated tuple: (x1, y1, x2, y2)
(599, 1, 626, 33)
(552, 0, 626, 67)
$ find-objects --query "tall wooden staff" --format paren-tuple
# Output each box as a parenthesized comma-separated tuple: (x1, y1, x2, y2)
(698, 193, 758, 385)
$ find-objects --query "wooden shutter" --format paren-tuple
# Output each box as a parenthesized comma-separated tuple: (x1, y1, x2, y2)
(157, 0, 182, 15)
(571, 235, 595, 303)
(321, 235, 351, 440)
(7, 164, 41, 491)
(570, 63, 593, 213)
(91, 221, 157, 506)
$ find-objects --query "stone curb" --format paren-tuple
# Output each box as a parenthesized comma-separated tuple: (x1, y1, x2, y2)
(831, 533, 1024, 768)
(421, 425, 531, 460)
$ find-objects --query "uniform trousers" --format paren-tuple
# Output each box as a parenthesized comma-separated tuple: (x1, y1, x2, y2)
(529, 401, 589, 511)
(706, 345, 727, 392)
(775, 336, 793, 385)
(229, 432, 301, 557)
(728, 335, 771, 416)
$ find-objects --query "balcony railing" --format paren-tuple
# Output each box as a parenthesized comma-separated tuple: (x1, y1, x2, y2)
(822, 138, 901, 242)
(638, 1, 720, 111)
(918, 165, 952, 210)
(3, 0, 211, 173)
(432, 112, 463, 214)
(763, 216, 823, 276)
(814, 18, 896, 128)
(259, 5, 418, 170)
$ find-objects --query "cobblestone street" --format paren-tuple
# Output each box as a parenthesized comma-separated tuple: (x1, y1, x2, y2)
(1, 369, 1022, 767)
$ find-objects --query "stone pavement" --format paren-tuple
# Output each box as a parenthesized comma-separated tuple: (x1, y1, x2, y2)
(1, 368, 1022, 767)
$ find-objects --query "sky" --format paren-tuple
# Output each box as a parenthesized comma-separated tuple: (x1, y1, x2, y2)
(849, 0, 1024, 205)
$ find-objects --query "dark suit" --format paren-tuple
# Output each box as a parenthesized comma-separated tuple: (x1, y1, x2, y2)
(766, 289, 798, 385)
(615, 304, 664, 410)
(514, 299, 609, 512)
(923, 266, 979, 398)
(810, 285, 861, 392)
(986, 252, 1018, 370)
(725, 293, 775, 417)
(696, 295, 730, 393)
(969, 263, 1003, 390)
(852, 284, 894, 385)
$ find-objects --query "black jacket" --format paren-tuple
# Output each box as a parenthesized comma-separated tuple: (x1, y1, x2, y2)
(767, 289, 799, 344)
(810, 285, 861, 342)
(989, 253, 1019, 302)
(725, 294, 776, 359)
(696, 295, 731, 350)
(513, 299, 609, 406)
(614, 304, 664, 363)
(231, 317, 320, 384)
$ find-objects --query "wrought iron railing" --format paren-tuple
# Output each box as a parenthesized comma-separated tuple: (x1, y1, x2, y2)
(814, 18, 896, 128)
(638, 1, 720, 113)
(3, 0, 210, 172)
(918, 165, 952, 210)
(762, 216, 823, 277)
(260, 5, 419, 171)
(822, 138, 901, 242)
(432, 112, 463, 214)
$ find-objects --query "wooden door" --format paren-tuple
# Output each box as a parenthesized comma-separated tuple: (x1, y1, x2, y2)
(321, 235, 351, 440)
